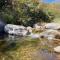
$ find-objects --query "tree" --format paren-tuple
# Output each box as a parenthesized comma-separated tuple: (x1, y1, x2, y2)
(0, 0, 54, 27)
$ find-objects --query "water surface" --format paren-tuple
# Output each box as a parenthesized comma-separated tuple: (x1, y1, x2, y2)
(0, 34, 59, 60)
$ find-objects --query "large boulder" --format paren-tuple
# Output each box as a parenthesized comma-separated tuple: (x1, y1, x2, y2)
(45, 23, 60, 30)
(4, 24, 28, 36)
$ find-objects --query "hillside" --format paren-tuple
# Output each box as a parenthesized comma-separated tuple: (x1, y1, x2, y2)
(44, 3, 60, 23)
(47, 3, 60, 17)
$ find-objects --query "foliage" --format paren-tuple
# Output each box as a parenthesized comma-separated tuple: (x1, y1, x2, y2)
(0, 0, 55, 26)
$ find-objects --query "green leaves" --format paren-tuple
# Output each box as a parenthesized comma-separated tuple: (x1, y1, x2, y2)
(0, 0, 54, 26)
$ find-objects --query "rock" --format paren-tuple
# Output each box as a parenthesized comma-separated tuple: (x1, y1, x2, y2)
(45, 23, 60, 30)
(34, 23, 45, 32)
(28, 33, 40, 39)
(34, 23, 41, 31)
(55, 34, 60, 39)
(54, 46, 60, 53)
(39, 29, 60, 40)
(52, 39, 60, 45)
(27, 26, 32, 35)
(4, 24, 28, 36)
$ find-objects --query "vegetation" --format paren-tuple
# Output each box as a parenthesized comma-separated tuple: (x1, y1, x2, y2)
(0, 0, 55, 27)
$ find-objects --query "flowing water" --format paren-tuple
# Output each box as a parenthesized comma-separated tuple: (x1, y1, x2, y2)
(0, 34, 59, 60)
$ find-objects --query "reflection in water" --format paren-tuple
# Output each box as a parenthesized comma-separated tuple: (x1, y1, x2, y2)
(0, 34, 28, 52)
(5, 35, 21, 41)
(0, 35, 22, 52)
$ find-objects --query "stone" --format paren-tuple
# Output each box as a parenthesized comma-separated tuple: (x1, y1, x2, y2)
(34, 23, 41, 31)
(34, 23, 45, 32)
(4, 24, 28, 36)
(26, 26, 33, 36)
(45, 23, 60, 30)
(39, 29, 60, 40)
(27, 26, 32, 33)
(54, 46, 60, 53)
(28, 33, 40, 39)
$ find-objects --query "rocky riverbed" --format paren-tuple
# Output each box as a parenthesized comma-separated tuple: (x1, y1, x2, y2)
(0, 22, 60, 60)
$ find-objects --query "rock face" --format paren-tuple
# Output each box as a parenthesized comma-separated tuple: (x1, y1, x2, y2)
(45, 23, 60, 30)
(4, 24, 28, 36)
(54, 46, 60, 53)
(0, 20, 6, 34)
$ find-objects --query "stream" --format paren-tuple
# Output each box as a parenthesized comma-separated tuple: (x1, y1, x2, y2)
(0, 34, 59, 60)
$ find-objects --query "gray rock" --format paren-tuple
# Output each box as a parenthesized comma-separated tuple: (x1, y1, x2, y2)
(45, 23, 60, 30)
(39, 29, 60, 40)
(4, 24, 28, 36)
(29, 33, 40, 39)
